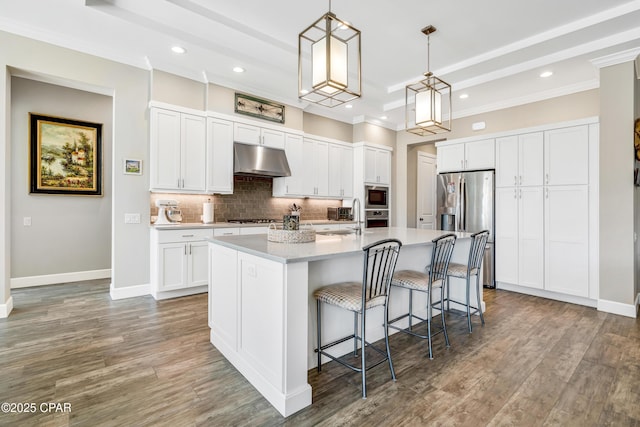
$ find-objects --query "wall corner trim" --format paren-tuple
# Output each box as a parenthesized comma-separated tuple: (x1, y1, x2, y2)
(110, 283, 150, 300)
(0, 296, 14, 318)
(597, 298, 637, 318)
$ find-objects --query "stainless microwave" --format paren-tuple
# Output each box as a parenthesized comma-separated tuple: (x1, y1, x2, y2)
(365, 185, 389, 210)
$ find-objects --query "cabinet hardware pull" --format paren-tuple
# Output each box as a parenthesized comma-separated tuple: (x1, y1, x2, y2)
(514, 175, 517, 185)
(189, 244, 192, 255)
(545, 173, 549, 184)
(514, 189, 517, 199)
(184, 245, 187, 255)
(182, 234, 194, 237)
(519, 175, 522, 185)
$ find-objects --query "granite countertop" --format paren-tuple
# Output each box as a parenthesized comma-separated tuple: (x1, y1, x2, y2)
(206, 227, 470, 264)
(152, 219, 356, 230)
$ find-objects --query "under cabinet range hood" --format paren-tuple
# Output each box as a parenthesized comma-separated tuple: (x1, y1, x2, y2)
(233, 143, 291, 177)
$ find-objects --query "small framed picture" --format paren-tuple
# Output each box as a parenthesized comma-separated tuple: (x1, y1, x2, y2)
(123, 159, 142, 175)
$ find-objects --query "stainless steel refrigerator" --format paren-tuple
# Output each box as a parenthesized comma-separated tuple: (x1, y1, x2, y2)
(436, 170, 495, 288)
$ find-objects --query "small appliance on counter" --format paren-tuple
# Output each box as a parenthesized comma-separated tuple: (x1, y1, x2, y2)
(327, 207, 353, 221)
(155, 199, 183, 224)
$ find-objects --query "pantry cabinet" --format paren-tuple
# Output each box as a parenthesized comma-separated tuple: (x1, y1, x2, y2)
(150, 228, 212, 299)
(150, 107, 206, 192)
(490, 120, 595, 303)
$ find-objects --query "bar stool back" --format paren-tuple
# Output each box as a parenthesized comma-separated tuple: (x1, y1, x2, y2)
(389, 233, 457, 359)
(314, 238, 402, 399)
(445, 229, 490, 332)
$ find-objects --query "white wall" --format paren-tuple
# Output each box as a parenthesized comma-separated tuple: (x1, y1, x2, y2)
(10, 77, 112, 279)
(0, 30, 151, 315)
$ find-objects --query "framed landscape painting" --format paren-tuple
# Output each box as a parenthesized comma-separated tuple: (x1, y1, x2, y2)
(29, 113, 102, 196)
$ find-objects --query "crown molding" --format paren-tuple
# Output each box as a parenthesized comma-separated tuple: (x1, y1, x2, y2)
(590, 47, 640, 69)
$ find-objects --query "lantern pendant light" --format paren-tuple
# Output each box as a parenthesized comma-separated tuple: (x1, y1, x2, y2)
(406, 25, 451, 135)
(298, 0, 361, 107)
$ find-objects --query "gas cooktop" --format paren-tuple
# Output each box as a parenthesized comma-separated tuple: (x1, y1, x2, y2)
(226, 218, 280, 224)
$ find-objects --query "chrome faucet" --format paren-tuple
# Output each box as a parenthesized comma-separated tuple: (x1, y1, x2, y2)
(352, 197, 362, 235)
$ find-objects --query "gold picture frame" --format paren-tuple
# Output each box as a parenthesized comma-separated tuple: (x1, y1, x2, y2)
(235, 93, 285, 124)
(30, 113, 102, 196)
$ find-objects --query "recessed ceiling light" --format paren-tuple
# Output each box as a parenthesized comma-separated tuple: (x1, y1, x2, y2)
(171, 46, 186, 54)
(300, 89, 309, 95)
(459, 93, 469, 99)
(345, 104, 353, 109)
(233, 66, 245, 73)
(380, 115, 388, 120)
(540, 71, 553, 78)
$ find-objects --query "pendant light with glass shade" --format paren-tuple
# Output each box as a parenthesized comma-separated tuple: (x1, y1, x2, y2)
(406, 25, 451, 135)
(298, 0, 361, 107)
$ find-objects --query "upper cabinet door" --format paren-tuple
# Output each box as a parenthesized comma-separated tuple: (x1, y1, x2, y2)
(518, 132, 544, 187)
(437, 144, 465, 172)
(233, 122, 261, 145)
(495, 136, 519, 187)
(150, 108, 182, 190)
(544, 125, 589, 185)
(180, 114, 206, 192)
(206, 118, 234, 194)
(465, 139, 495, 170)
(261, 128, 285, 149)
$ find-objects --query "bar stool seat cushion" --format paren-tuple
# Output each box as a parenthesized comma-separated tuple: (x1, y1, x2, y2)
(314, 282, 387, 311)
(392, 270, 443, 292)
(447, 262, 479, 278)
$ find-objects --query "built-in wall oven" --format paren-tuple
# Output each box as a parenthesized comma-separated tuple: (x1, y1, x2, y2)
(365, 210, 389, 228)
(365, 185, 389, 210)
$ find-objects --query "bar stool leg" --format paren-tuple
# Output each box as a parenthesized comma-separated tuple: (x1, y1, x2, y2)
(408, 289, 414, 331)
(361, 311, 366, 399)
(384, 302, 396, 381)
(353, 312, 358, 356)
(476, 274, 485, 327)
(317, 300, 322, 372)
(427, 293, 433, 360)
(440, 284, 450, 348)
(466, 275, 473, 333)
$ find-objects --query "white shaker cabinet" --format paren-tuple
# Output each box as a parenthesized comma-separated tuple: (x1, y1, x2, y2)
(544, 185, 589, 297)
(206, 117, 234, 194)
(364, 146, 391, 185)
(150, 108, 206, 192)
(437, 139, 495, 173)
(151, 228, 213, 299)
(544, 125, 589, 185)
(302, 138, 329, 197)
(495, 133, 544, 188)
(328, 144, 354, 198)
(273, 134, 305, 197)
(495, 186, 544, 290)
(234, 122, 285, 149)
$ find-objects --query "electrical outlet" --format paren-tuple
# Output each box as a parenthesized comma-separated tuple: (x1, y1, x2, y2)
(23, 217, 32, 226)
(124, 213, 141, 224)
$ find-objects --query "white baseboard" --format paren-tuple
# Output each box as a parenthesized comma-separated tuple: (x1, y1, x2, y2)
(110, 283, 150, 300)
(0, 296, 13, 318)
(598, 298, 638, 318)
(497, 282, 597, 308)
(11, 269, 111, 288)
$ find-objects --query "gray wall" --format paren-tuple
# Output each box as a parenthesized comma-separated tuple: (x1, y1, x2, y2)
(303, 112, 352, 142)
(599, 61, 637, 305)
(10, 77, 112, 277)
(0, 30, 151, 306)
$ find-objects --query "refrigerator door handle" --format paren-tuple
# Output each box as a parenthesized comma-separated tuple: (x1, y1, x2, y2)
(459, 177, 466, 231)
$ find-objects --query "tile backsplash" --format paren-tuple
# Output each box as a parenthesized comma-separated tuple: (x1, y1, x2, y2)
(150, 176, 344, 224)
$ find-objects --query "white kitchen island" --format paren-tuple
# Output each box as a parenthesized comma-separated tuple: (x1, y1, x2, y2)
(207, 227, 476, 417)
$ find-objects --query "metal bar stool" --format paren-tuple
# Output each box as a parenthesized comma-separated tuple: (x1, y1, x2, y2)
(445, 230, 490, 333)
(314, 238, 402, 399)
(388, 233, 457, 359)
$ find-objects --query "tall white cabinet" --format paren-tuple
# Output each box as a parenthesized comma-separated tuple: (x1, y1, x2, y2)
(491, 120, 598, 304)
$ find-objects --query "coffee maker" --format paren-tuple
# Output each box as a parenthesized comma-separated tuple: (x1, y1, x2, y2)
(155, 199, 182, 224)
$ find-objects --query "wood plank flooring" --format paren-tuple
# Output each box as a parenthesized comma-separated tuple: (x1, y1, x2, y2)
(1, 280, 639, 426)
